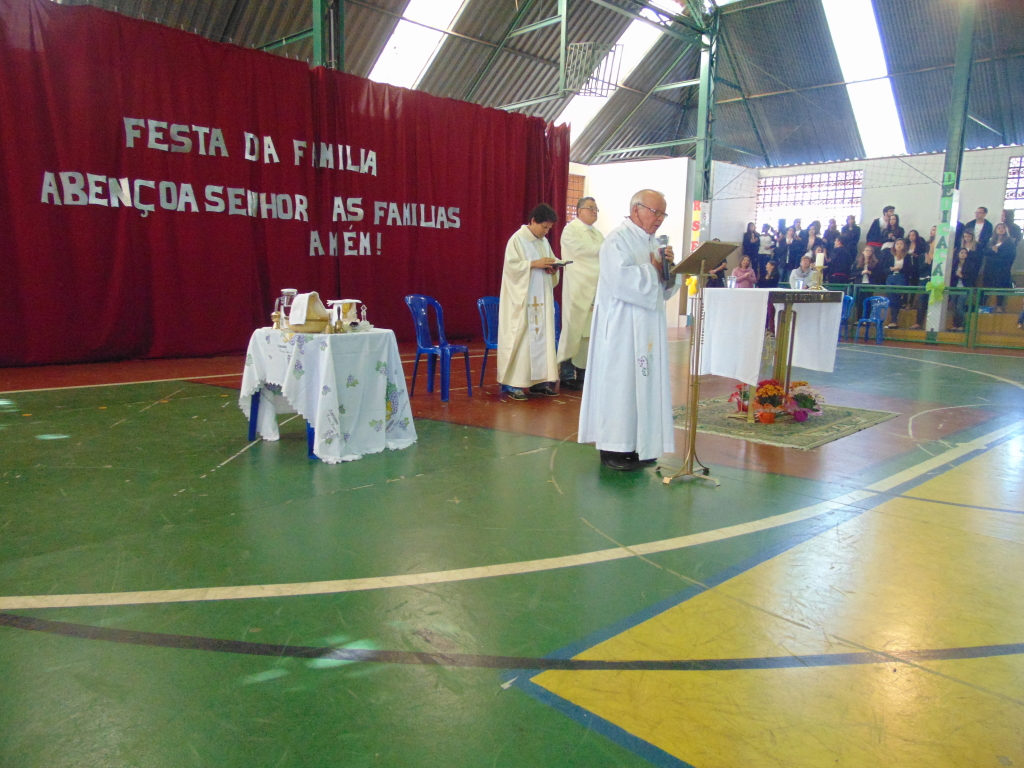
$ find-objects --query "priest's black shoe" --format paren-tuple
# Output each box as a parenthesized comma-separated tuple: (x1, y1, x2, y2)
(560, 378, 583, 391)
(627, 452, 657, 467)
(529, 383, 558, 396)
(600, 450, 639, 471)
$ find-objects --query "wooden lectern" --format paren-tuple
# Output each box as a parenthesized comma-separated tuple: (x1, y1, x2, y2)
(660, 241, 737, 487)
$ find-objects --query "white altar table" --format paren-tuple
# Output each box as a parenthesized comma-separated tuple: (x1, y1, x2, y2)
(700, 288, 843, 386)
(239, 328, 417, 463)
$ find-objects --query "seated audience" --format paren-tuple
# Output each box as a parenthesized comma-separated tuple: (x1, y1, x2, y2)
(866, 206, 895, 248)
(790, 254, 815, 284)
(949, 246, 981, 331)
(756, 260, 780, 288)
(757, 224, 776, 274)
(732, 255, 757, 288)
(742, 222, 760, 263)
(840, 215, 861, 250)
(775, 227, 805, 279)
(706, 255, 728, 288)
(855, 245, 886, 285)
(906, 229, 927, 256)
(982, 222, 1016, 311)
(1001, 209, 1022, 242)
(963, 207, 992, 249)
(827, 236, 855, 283)
(880, 238, 918, 328)
(822, 218, 840, 244)
(804, 223, 826, 257)
(880, 212, 904, 251)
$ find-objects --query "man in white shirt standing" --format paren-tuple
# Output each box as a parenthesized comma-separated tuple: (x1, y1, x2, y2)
(497, 204, 560, 401)
(578, 189, 679, 471)
(557, 197, 604, 391)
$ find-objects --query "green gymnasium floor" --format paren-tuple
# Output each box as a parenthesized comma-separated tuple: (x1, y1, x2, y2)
(1, 342, 1023, 768)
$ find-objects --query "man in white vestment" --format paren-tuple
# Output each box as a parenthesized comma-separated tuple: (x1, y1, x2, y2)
(578, 190, 679, 471)
(497, 203, 560, 401)
(557, 197, 604, 391)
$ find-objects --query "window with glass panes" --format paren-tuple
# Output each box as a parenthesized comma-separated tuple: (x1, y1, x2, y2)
(755, 170, 864, 234)
(1004, 157, 1024, 227)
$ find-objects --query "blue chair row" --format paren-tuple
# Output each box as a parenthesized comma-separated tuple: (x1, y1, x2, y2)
(407, 294, 562, 401)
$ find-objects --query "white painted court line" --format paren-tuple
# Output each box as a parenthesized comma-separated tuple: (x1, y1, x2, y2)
(3, 418, 1019, 610)
(0, 373, 243, 395)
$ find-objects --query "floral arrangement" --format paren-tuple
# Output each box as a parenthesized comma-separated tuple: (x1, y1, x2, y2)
(727, 384, 749, 410)
(785, 381, 825, 421)
(754, 379, 786, 410)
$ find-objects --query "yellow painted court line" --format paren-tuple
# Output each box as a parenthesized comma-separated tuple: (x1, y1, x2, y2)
(0, 417, 1018, 611)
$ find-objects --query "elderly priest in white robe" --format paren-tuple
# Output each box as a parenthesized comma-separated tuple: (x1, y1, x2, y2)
(557, 197, 604, 391)
(497, 203, 561, 401)
(578, 189, 679, 471)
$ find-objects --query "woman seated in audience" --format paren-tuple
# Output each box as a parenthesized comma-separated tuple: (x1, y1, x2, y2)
(982, 222, 1017, 311)
(774, 226, 805, 279)
(880, 213, 904, 251)
(949, 246, 981, 331)
(790, 254, 815, 285)
(881, 237, 918, 328)
(742, 222, 760, 264)
(757, 224, 776, 274)
(822, 218, 840, 244)
(840, 215, 860, 250)
(756, 259, 780, 288)
(827, 236, 855, 283)
(732, 255, 758, 288)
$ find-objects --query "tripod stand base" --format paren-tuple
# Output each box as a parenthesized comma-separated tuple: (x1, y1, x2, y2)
(656, 464, 721, 486)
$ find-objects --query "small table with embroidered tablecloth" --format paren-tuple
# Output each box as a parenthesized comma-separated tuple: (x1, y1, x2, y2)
(239, 328, 417, 463)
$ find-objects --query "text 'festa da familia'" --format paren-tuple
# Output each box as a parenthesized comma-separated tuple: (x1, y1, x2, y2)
(36, 116, 464, 257)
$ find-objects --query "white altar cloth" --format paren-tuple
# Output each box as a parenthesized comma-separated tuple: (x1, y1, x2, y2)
(699, 289, 843, 385)
(240, 328, 417, 463)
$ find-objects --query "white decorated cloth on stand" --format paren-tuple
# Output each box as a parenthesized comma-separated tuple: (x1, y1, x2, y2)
(699, 288, 842, 386)
(239, 328, 417, 463)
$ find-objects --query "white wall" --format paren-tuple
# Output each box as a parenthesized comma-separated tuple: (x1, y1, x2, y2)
(727, 145, 1023, 242)
(566, 157, 690, 318)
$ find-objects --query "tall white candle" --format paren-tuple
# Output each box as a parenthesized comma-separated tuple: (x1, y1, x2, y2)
(815, 252, 825, 267)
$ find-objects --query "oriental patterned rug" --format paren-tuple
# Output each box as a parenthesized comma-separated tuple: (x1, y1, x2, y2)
(673, 396, 898, 450)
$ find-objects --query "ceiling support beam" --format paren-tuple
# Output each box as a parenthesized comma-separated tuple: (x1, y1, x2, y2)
(927, 0, 977, 335)
(312, 0, 344, 70)
(509, 16, 561, 38)
(692, 21, 718, 203)
(595, 137, 698, 157)
(652, 78, 701, 92)
(259, 28, 313, 52)
(586, 43, 696, 163)
(588, 0, 701, 44)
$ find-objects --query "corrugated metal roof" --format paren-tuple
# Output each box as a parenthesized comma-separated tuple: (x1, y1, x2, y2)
(57, 0, 1024, 167)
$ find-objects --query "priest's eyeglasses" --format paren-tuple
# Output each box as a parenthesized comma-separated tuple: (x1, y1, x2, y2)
(579, 206, 599, 212)
(636, 203, 668, 219)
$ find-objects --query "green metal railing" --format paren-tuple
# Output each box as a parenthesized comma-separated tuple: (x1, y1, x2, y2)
(777, 283, 1024, 350)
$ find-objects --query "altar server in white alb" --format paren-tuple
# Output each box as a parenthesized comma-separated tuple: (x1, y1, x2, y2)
(578, 189, 679, 471)
(556, 197, 604, 391)
(497, 203, 561, 401)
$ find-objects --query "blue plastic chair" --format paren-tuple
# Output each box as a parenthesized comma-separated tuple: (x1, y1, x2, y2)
(405, 295, 472, 402)
(477, 297, 499, 387)
(838, 294, 854, 341)
(856, 296, 889, 345)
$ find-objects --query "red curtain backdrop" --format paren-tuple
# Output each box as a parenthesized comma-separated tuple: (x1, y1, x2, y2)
(0, 0, 569, 366)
